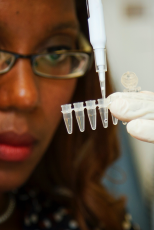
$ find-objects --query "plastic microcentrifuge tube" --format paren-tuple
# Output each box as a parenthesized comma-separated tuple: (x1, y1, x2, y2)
(97, 99, 108, 128)
(122, 122, 127, 126)
(85, 100, 97, 130)
(61, 104, 73, 134)
(109, 95, 119, 125)
(73, 102, 85, 132)
(112, 115, 118, 126)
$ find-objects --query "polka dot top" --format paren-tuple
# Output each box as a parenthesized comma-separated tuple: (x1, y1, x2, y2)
(14, 188, 140, 230)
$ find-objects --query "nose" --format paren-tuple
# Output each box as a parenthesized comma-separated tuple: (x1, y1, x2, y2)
(0, 59, 40, 112)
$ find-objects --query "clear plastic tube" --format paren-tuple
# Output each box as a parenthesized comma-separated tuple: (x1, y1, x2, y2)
(99, 107, 108, 128)
(73, 102, 85, 132)
(97, 99, 108, 128)
(61, 104, 73, 134)
(86, 100, 97, 130)
(112, 115, 118, 126)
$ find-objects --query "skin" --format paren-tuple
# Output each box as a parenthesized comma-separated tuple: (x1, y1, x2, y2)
(0, 0, 78, 229)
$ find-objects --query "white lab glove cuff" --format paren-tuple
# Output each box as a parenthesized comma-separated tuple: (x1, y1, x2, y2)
(127, 119, 154, 144)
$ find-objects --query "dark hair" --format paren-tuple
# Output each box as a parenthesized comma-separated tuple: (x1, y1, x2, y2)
(28, 1, 125, 230)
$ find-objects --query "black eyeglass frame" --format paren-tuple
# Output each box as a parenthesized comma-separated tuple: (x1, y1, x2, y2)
(0, 33, 93, 79)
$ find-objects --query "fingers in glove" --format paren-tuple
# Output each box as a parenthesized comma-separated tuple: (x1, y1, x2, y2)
(109, 92, 154, 122)
(140, 91, 154, 96)
(127, 119, 154, 143)
(109, 98, 130, 122)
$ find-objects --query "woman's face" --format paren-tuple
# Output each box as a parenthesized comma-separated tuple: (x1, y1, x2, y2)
(0, 0, 78, 191)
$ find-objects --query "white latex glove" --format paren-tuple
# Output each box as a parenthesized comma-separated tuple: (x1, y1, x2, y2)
(108, 91, 154, 143)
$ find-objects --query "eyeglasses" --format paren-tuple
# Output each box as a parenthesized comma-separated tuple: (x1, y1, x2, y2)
(0, 33, 93, 79)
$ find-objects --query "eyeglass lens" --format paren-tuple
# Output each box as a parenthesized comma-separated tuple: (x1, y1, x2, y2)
(33, 52, 89, 78)
(0, 52, 15, 73)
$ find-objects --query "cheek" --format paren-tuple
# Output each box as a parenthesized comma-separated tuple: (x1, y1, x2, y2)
(39, 78, 77, 135)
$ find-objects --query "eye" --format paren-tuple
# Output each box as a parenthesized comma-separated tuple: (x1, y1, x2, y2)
(49, 53, 62, 61)
(46, 53, 66, 64)
(43, 45, 72, 64)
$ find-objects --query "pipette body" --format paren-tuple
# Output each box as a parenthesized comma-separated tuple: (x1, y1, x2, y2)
(86, 0, 107, 99)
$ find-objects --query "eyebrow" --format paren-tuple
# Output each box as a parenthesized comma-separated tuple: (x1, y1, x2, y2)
(50, 21, 79, 33)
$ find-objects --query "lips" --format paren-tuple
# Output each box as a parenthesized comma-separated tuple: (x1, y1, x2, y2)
(0, 131, 37, 162)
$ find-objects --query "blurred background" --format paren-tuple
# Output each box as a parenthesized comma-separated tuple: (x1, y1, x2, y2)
(101, 0, 154, 229)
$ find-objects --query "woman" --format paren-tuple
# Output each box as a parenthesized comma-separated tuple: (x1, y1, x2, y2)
(0, 0, 142, 230)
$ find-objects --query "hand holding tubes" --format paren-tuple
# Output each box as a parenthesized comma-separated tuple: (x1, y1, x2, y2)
(109, 91, 154, 144)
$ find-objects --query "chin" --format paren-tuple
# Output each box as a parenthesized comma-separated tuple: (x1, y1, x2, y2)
(0, 168, 33, 193)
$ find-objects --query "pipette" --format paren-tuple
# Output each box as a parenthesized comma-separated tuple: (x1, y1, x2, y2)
(86, 0, 107, 99)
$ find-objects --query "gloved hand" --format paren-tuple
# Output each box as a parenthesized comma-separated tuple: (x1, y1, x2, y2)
(108, 91, 154, 143)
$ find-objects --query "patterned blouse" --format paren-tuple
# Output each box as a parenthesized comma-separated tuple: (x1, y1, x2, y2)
(14, 188, 140, 230)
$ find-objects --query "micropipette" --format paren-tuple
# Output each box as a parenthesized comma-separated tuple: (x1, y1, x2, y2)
(86, 0, 107, 99)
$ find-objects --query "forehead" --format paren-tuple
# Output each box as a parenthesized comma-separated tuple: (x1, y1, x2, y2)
(0, 0, 78, 50)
